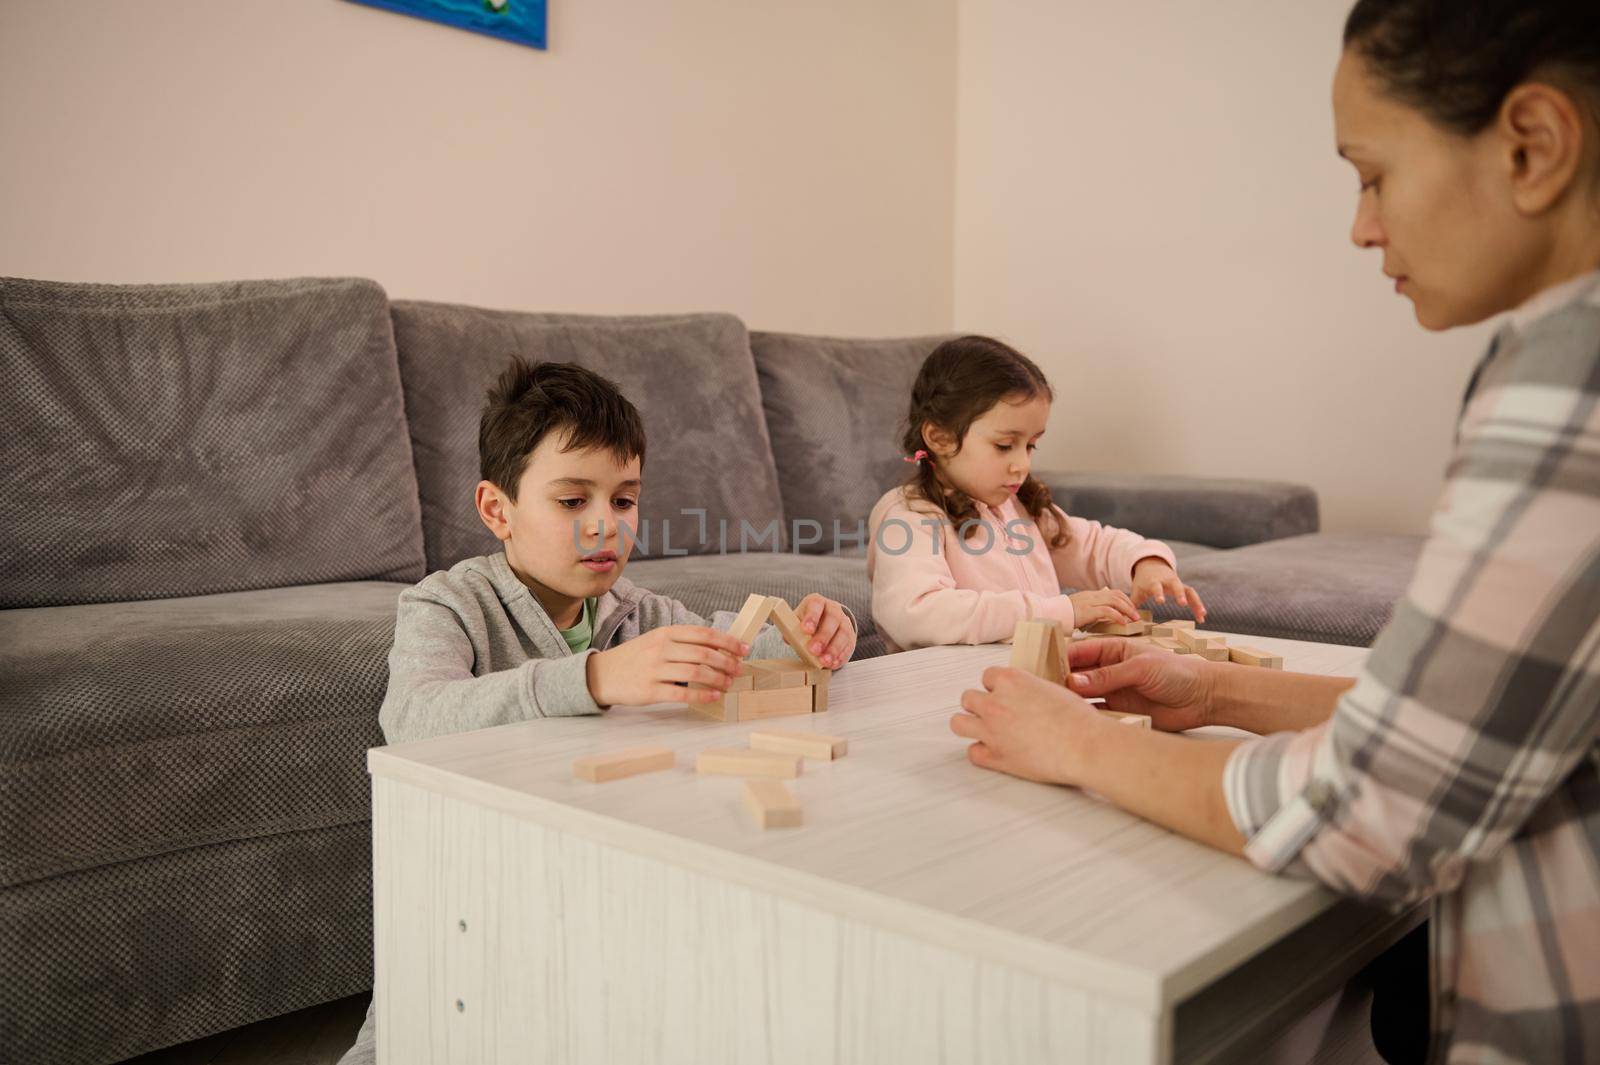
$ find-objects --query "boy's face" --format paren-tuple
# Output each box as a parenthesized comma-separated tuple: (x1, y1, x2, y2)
(475, 432, 642, 617)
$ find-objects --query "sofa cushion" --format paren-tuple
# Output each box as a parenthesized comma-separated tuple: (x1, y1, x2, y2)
(391, 303, 787, 571)
(1037, 471, 1321, 550)
(1151, 533, 1424, 647)
(0, 582, 404, 888)
(624, 552, 889, 661)
(0, 276, 426, 608)
(750, 331, 953, 553)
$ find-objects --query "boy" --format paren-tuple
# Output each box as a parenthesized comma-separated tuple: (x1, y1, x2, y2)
(381, 355, 858, 745)
(339, 358, 858, 1063)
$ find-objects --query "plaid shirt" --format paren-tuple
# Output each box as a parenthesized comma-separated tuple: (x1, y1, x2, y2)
(1223, 270, 1600, 1065)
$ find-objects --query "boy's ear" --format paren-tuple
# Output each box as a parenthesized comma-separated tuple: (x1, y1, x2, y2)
(475, 480, 514, 542)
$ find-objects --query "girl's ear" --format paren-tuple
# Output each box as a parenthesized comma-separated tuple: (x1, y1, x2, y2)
(921, 421, 958, 458)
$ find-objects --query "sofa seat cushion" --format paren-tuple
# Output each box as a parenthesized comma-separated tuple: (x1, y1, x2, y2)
(0, 276, 425, 608)
(0, 582, 404, 888)
(623, 553, 888, 660)
(1153, 533, 1425, 647)
(750, 331, 952, 552)
(391, 303, 787, 570)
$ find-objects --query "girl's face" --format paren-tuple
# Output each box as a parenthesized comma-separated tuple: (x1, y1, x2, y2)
(925, 392, 1051, 509)
(1332, 48, 1586, 329)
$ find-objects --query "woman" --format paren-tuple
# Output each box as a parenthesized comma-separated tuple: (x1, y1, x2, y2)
(952, 2, 1600, 1063)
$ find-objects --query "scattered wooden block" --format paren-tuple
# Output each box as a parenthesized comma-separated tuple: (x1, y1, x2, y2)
(749, 728, 847, 761)
(743, 780, 802, 829)
(764, 597, 826, 670)
(1151, 620, 1195, 637)
(1085, 619, 1145, 637)
(1010, 620, 1050, 674)
(1195, 645, 1230, 662)
(1151, 636, 1190, 653)
(1229, 645, 1285, 669)
(735, 686, 814, 721)
(812, 676, 830, 713)
(1173, 626, 1223, 653)
(572, 745, 675, 783)
(1100, 709, 1152, 728)
(697, 747, 802, 779)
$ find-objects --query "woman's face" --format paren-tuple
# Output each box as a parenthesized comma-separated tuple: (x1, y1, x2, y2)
(1333, 48, 1552, 329)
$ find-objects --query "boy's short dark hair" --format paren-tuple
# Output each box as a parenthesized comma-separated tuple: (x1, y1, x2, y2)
(478, 358, 647, 499)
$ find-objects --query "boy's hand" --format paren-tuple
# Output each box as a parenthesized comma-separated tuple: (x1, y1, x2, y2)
(1068, 588, 1141, 628)
(586, 625, 749, 708)
(1131, 558, 1207, 623)
(795, 593, 856, 668)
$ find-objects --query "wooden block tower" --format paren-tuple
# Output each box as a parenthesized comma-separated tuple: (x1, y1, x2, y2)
(690, 594, 831, 723)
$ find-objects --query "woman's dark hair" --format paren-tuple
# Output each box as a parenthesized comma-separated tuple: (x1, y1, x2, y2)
(900, 335, 1069, 548)
(479, 358, 647, 499)
(1343, 0, 1600, 136)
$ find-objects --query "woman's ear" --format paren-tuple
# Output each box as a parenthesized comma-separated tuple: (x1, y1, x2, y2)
(1499, 80, 1588, 215)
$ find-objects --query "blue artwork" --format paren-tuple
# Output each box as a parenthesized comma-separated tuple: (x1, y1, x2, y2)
(347, 0, 547, 51)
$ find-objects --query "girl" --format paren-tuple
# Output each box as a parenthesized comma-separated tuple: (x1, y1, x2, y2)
(867, 335, 1205, 651)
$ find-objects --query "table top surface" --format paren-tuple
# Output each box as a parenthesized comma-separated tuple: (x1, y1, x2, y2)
(369, 632, 1369, 1011)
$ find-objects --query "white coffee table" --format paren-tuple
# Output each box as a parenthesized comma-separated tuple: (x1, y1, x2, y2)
(368, 634, 1417, 1064)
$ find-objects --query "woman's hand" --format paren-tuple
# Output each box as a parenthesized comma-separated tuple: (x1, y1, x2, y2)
(950, 666, 1104, 786)
(1064, 638, 1217, 732)
(1131, 558, 1207, 623)
(586, 625, 748, 707)
(1069, 587, 1141, 628)
(795, 593, 856, 668)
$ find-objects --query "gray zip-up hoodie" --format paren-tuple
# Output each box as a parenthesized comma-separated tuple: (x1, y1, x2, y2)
(378, 551, 801, 744)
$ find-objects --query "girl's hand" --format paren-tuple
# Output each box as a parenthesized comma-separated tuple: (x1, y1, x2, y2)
(586, 625, 748, 707)
(1131, 558, 1207, 623)
(1069, 587, 1141, 628)
(950, 666, 1102, 786)
(1064, 637, 1217, 732)
(796, 593, 856, 668)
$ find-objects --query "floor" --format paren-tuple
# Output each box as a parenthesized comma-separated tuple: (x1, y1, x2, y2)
(118, 994, 367, 1065)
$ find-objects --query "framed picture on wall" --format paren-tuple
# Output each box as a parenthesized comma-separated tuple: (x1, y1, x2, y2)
(345, 0, 547, 51)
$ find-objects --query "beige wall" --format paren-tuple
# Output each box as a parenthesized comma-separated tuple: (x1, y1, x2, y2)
(0, 0, 955, 336)
(954, 0, 1493, 534)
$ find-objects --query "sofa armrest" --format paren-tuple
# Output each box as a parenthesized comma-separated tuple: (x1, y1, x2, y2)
(1032, 470, 1320, 549)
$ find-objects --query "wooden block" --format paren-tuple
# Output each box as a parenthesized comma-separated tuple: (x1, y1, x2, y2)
(728, 593, 774, 647)
(748, 658, 808, 690)
(572, 745, 675, 783)
(743, 780, 802, 829)
(1195, 645, 1230, 662)
(1172, 626, 1223, 653)
(1151, 636, 1190, 653)
(688, 691, 739, 722)
(1085, 619, 1146, 637)
(697, 746, 802, 779)
(1052, 624, 1071, 679)
(1009, 621, 1050, 675)
(749, 728, 847, 761)
(1228, 645, 1285, 669)
(1138, 609, 1153, 622)
(812, 676, 829, 713)
(1151, 620, 1195, 637)
(764, 597, 826, 670)
(1099, 709, 1152, 728)
(735, 686, 815, 721)
(804, 667, 830, 687)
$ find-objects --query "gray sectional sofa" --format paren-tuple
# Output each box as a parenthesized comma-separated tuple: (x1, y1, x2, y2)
(0, 275, 1422, 1063)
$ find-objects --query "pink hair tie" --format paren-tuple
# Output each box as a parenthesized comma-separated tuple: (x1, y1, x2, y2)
(903, 449, 929, 465)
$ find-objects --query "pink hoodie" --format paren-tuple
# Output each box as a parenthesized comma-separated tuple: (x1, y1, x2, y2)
(866, 485, 1177, 651)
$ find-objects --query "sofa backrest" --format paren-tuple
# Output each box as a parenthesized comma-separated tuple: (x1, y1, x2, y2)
(750, 331, 952, 553)
(0, 276, 426, 607)
(390, 301, 787, 571)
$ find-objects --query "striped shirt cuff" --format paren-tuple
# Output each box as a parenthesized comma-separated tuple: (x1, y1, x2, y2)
(1223, 732, 1336, 874)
